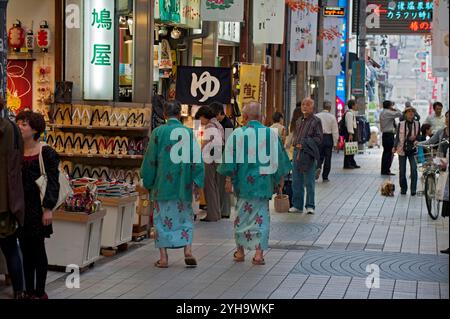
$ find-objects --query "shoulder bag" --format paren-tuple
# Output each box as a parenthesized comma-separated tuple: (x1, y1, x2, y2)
(35, 143, 73, 210)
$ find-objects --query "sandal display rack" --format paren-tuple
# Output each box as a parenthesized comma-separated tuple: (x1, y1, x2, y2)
(47, 101, 152, 185)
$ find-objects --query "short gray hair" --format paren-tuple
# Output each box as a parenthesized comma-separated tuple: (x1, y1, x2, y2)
(242, 101, 262, 120)
(163, 100, 181, 117)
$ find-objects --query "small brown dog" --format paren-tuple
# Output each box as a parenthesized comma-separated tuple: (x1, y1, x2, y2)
(381, 180, 395, 197)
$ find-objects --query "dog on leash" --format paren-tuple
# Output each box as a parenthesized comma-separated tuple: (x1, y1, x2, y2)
(380, 180, 395, 197)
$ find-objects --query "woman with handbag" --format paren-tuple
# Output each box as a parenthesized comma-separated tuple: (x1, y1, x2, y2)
(16, 111, 60, 299)
(393, 106, 420, 196)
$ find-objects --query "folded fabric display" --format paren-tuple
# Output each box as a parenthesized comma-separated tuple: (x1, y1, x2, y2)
(64, 179, 100, 214)
(95, 180, 136, 197)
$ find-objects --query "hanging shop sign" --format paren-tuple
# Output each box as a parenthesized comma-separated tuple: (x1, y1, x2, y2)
(155, 0, 161, 20)
(289, 0, 319, 62)
(334, 0, 348, 118)
(366, 0, 433, 34)
(201, 0, 244, 22)
(253, 0, 285, 44)
(322, 17, 343, 76)
(218, 22, 241, 43)
(158, 0, 181, 23)
(238, 63, 264, 107)
(431, 0, 449, 77)
(7, 59, 33, 114)
(180, 0, 201, 28)
(84, 0, 115, 100)
(323, 6, 345, 17)
(176, 66, 232, 105)
(351, 60, 366, 96)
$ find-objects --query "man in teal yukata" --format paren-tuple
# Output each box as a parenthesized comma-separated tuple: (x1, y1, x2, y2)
(141, 101, 204, 268)
(217, 102, 292, 265)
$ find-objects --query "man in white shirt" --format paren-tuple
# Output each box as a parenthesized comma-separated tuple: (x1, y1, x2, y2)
(343, 100, 360, 169)
(425, 102, 446, 134)
(315, 101, 339, 182)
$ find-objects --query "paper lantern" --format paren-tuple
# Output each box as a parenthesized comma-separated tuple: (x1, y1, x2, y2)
(8, 20, 25, 52)
(37, 21, 51, 52)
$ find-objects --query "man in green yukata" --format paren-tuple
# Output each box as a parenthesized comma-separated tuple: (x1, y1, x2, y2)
(217, 102, 292, 265)
(141, 101, 204, 268)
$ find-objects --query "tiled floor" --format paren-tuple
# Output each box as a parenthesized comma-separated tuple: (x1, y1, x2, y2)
(0, 148, 448, 299)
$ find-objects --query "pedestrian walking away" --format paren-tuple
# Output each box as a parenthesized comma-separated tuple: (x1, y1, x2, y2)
(316, 101, 339, 182)
(380, 100, 403, 175)
(140, 101, 205, 268)
(217, 102, 291, 265)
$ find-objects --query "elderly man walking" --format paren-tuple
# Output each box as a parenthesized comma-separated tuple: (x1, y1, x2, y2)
(141, 101, 205, 268)
(289, 98, 323, 214)
(217, 102, 291, 265)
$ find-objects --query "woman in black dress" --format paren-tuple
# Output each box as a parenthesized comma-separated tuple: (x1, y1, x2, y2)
(16, 111, 60, 299)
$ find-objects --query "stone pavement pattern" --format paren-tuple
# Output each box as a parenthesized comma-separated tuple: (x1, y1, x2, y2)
(0, 149, 448, 299)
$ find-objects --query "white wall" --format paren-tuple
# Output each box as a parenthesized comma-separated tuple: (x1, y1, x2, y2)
(7, 0, 55, 115)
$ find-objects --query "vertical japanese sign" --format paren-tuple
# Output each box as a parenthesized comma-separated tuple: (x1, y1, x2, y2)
(253, 0, 285, 44)
(351, 60, 366, 96)
(334, 0, 347, 119)
(289, 0, 319, 62)
(201, 0, 244, 22)
(432, 0, 449, 77)
(238, 64, 263, 107)
(84, 0, 114, 100)
(180, 0, 201, 28)
(322, 17, 342, 76)
(379, 35, 389, 69)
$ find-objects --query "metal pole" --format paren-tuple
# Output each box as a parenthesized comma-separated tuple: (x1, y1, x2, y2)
(0, 0, 8, 102)
(357, 0, 367, 115)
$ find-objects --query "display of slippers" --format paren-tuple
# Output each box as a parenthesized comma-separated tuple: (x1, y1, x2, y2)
(109, 108, 121, 127)
(142, 108, 151, 127)
(118, 108, 129, 127)
(54, 131, 65, 153)
(46, 131, 55, 147)
(64, 133, 75, 154)
(90, 106, 102, 126)
(71, 104, 83, 126)
(73, 133, 84, 154)
(126, 109, 137, 127)
(101, 106, 111, 126)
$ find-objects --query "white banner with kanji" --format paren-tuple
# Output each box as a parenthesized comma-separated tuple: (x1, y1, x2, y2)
(432, 0, 449, 77)
(201, 0, 244, 22)
(289, 0, 319, 62)
(253, 0, 285, 44)
(322, 17, 342, 76)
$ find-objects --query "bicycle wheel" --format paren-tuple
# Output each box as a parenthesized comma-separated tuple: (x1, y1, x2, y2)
(424, 174, 440, 220)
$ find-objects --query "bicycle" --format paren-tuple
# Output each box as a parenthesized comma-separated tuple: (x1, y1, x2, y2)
(416, 139, 449, 220)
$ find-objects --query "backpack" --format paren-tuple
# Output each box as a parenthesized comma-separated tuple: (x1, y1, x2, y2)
(338, 111, 348, 136)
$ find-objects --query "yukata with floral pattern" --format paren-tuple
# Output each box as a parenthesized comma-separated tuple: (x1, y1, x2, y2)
(217, 120, 292, 251)
(141, 118, 204, 249)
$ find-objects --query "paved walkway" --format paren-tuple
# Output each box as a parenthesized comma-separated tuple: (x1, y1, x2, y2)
(1, 148, 448, 299)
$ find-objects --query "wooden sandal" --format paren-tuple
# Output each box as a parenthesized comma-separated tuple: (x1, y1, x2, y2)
(184, 255, 197, 267)
(252, 257, 265, 266)
(54, 131, 65, 153)
(154, 260, 168, 268)
(233, 251, 245, 262)
(110, 108, 120, 126)
(118, 108, 129, 127)
(80, 105, 91, 126)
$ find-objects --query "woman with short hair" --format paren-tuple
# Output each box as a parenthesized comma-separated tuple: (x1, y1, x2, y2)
(16, 111, 60, 299)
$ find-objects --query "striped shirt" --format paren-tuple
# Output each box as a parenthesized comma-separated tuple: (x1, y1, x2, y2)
(293, 114, 323, 147)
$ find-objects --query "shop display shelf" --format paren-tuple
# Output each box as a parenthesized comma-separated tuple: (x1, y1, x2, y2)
(58, 153, 144, 160)
(48, 124, 150, 132)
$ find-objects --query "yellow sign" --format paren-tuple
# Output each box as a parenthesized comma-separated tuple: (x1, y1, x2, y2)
(238, 63, 263, 107)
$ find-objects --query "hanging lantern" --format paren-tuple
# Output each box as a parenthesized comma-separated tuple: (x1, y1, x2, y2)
(25, 28, 34, 52)
(36, 20, 51, 53)
(8, 20, 25, 52)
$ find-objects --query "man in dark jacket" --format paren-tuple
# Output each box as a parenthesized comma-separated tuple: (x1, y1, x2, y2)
(289, 98, 323, 214)
(0, 100, 25, 299)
